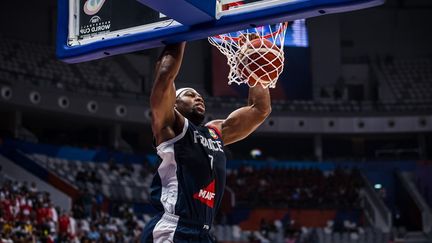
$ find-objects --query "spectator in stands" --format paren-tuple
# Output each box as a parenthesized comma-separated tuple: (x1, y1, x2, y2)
(79, 189, 93, 219)
(58, 210, 71, 241)
(29, 182, 38, 196)
(87, 224, 100, 241)
(103, 229, 116, 242)
(0, 232, 14, 243)
(260, 218, 271, 238)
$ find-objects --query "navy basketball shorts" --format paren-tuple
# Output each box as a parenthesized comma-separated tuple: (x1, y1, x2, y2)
(140, 212, 215, 243)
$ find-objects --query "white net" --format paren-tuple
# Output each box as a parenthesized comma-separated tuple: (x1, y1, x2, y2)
(208, 22, 287, 89)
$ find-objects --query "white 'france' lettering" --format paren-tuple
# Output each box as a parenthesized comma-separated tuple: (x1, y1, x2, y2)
(193, 131, 223, 153)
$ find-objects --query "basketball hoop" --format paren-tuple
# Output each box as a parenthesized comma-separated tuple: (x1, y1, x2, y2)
(209, 22, 288, 89)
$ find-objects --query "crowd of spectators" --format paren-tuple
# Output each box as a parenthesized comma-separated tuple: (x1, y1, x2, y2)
(1, 160, 393, 243)
(220, 217, 366, 243)
(227, 166, 363, 209)
(0, 177, 145, 243)
(252, 218, 314, 243)
(227, 216, 371, 243)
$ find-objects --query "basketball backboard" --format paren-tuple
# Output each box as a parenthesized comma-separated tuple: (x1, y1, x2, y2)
(57, 0, 384, 63)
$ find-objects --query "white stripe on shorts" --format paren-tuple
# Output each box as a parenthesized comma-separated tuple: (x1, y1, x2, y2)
(152, 212, 180, 243)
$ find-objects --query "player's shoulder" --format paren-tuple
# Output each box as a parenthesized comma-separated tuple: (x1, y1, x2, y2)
(205, 120, 223, 137)
(153, 110, 186, 146)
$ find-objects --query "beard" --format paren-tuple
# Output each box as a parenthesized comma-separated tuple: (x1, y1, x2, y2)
(186, 108, 205, 126)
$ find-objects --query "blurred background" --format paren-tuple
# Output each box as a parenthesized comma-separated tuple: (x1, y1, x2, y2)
(0, 0, 431, 242)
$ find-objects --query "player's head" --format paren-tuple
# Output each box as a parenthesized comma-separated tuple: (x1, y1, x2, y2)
(175, 88, 205, 125)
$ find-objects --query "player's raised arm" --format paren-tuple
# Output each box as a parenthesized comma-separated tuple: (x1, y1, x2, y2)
(150, 42, 186, 146)
(207, 85, 271, 145)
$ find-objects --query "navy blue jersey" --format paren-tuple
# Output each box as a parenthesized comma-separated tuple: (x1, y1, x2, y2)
(149, 118, 226, 227)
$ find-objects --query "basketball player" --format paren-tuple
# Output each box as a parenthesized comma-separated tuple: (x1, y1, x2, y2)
(140, 42, 271, 242)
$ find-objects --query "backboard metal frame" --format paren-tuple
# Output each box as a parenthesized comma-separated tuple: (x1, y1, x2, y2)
(57, 0, 385, 63)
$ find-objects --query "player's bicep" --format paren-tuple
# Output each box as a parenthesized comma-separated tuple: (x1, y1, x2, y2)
(150, 71, 176, 131)
(220, 105, 269, 145)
